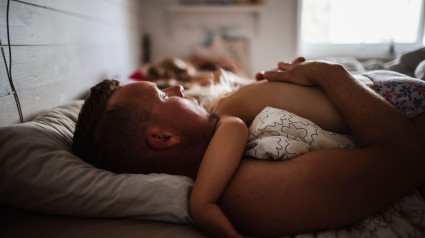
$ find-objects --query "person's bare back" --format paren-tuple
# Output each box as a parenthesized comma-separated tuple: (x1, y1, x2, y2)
(214, 80, 349, 133)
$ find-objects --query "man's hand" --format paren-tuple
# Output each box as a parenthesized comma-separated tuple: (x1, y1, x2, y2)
(256, 57, 342, 87)
(256, 57, 305, 81)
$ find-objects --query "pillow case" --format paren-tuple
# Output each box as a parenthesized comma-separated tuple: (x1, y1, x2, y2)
(415, 59, 425, 81)
(0, 101, 194, 224)
(244, 107, 355, 161)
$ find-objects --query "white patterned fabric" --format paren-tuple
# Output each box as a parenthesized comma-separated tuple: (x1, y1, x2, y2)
(245, 107, 355, 161)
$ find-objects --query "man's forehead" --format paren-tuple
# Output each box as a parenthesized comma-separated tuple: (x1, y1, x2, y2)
(108, 81, 158, 107)
(120, 81, 157, 95)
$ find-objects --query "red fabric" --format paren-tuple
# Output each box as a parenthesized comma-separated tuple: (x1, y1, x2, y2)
(129, 69, 152, 81)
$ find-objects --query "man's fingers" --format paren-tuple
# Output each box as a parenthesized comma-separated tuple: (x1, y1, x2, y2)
(255, 71, 265, 81)
(264, 71, 288, 82)
(292, 57, 305, 64)
(278, 57, 306, 70)
(278, 62, 291, 70)
(259, 57, 305, 81)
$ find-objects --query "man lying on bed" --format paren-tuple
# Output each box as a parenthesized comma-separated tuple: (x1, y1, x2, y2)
(72, 57, 425, 237)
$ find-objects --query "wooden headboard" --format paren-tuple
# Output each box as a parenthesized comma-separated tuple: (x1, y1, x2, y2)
(0, 0, 142, 126)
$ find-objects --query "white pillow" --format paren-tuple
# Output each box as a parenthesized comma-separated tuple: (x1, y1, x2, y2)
(415, 59, 425, 81)
(0, 100, 194, 224)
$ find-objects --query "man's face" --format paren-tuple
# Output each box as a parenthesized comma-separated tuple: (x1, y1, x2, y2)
(108, 82, 214, 143)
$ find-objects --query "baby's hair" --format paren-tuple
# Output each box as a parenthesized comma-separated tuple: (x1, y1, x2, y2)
(199, 69, 240, 112)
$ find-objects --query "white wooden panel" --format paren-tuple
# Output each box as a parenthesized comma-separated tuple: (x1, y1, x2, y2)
(0, 45, 137, 94)
(0, 0, 142, 127)
(4, 80, 73, 122)
(21, 0, 127, 24)
(18, 81, 67, 121)
(21, 0, 140, 25)
(105, 0, 141, 19)
(0, 0, 139, 46)
(0, 94, 20, 125)
(10, 80, 90, 122)
(0, 46, 12, 96)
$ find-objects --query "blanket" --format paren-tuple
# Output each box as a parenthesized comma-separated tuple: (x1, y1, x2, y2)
(245, 107, 355, 160)
(244, 107, 425, 238)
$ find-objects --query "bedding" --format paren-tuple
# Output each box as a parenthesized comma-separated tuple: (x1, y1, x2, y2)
(1, 99, 424, 237)
(415, 59, 425, 80)
(325, 47, 425, 78)
(1, 204, 206, 238)
(245, 107, 355, 160)
(0, 101, 195, 224)
(1, 48, 425, 237)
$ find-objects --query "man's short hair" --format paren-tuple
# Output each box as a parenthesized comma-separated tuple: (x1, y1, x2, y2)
(72, 79, 120, 165)
(72, 79, 162, 174)
(93, 103, 160, 173)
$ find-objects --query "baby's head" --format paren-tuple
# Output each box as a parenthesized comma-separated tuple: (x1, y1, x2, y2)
(145, 57, 193, 82)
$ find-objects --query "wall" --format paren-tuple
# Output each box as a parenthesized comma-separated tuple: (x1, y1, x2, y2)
(140, 0, 298, 77)
(0, 0, 143, 125)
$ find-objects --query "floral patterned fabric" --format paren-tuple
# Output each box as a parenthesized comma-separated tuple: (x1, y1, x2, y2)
(363, 70, 425, 119)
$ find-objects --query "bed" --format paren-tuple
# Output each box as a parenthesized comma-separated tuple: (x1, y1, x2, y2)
(1, 0, 425, 237)
(1, 206, 205, 238)
(1, 92, 425, 238)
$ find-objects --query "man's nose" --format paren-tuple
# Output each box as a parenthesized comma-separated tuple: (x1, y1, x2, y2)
(163, 85, 184, 97)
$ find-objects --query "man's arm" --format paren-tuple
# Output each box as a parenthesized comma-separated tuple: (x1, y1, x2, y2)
(219, 60, 425, 236)
(266, 60, 424, 156)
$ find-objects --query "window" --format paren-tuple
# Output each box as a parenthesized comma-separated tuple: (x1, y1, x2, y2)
(298, 0, 425, 58)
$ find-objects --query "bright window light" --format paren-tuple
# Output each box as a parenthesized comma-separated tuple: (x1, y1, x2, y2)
(298, 0, 425, 58)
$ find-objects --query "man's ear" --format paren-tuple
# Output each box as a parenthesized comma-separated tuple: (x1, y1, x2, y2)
(146, 126, 181, 151)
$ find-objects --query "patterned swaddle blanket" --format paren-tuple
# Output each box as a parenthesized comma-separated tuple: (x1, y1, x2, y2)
(244, 107, 355, 160)
(244, 106, 425, 238)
